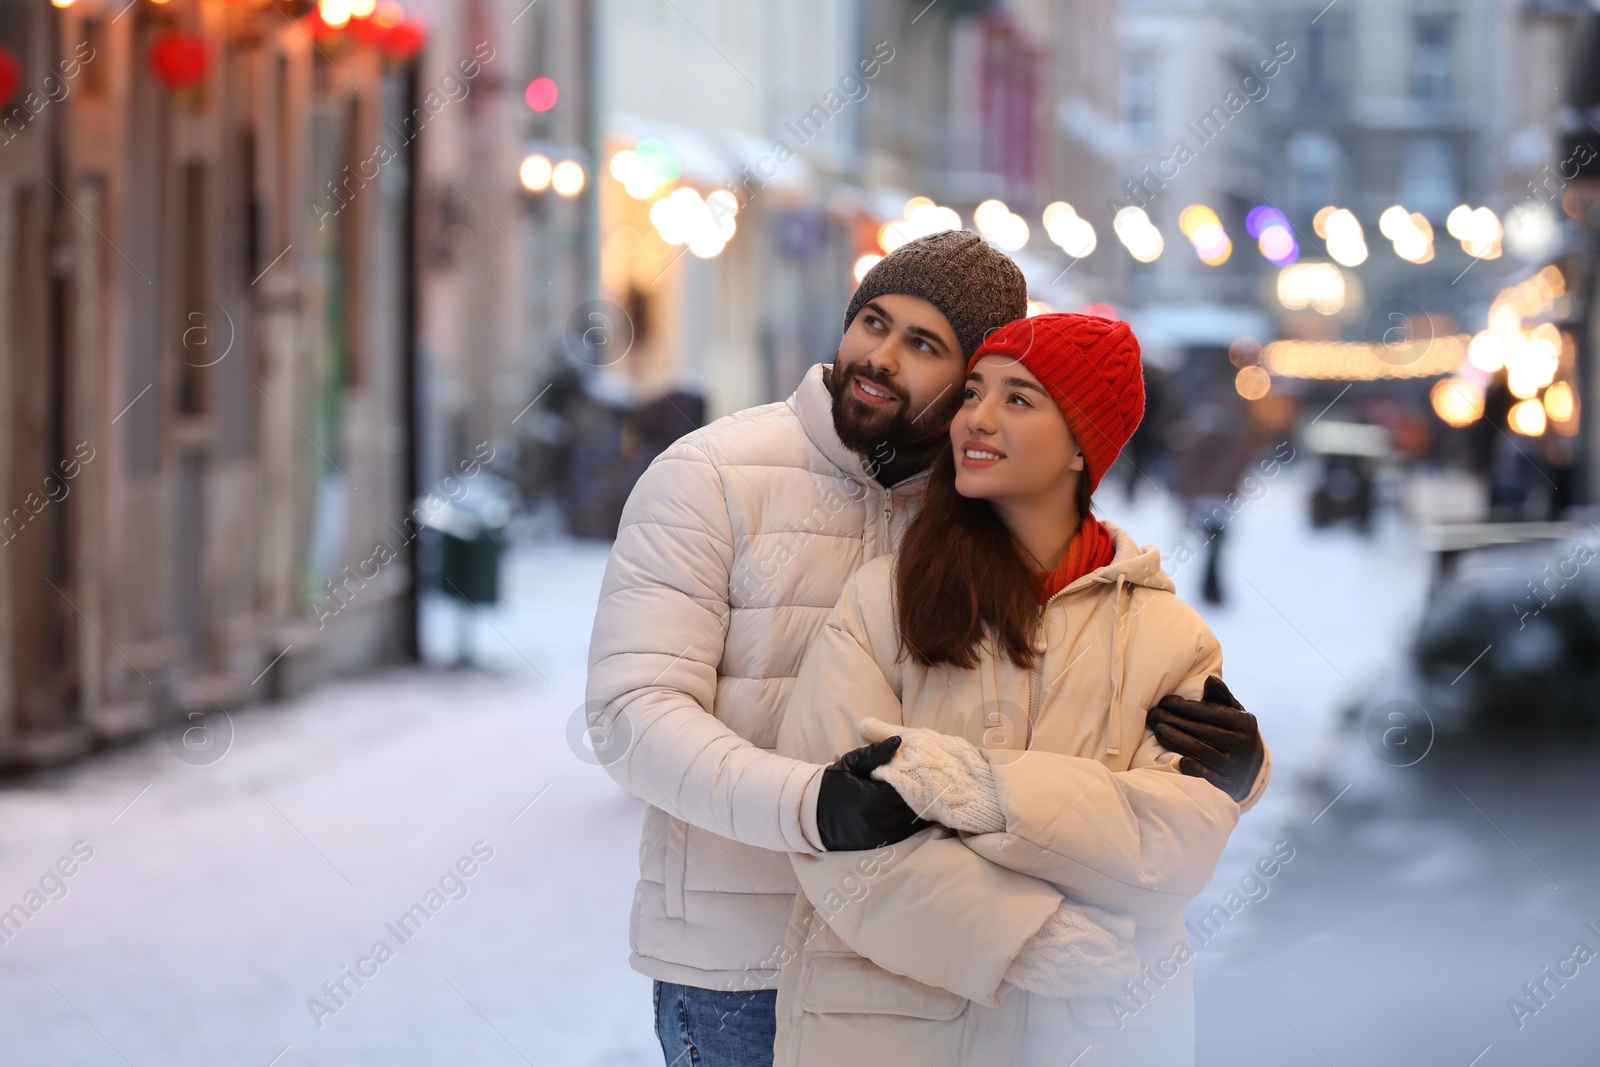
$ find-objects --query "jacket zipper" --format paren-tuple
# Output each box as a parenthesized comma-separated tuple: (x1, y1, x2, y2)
(1024, 604, 1044, 749)
(1023, 578, 1096, 750)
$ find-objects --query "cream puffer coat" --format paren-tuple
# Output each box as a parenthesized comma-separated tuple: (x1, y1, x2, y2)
(585, 363, 934, 990)
(774, 529, 1247, 1066)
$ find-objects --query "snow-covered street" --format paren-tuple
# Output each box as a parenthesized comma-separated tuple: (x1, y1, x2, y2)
(1, 539, 659, 1066)
(0, 466, 1474, 1065)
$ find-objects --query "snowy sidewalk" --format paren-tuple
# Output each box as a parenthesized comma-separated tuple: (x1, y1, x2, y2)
(1, 541, 659, 1067)
(0, 470, 1429, 1065)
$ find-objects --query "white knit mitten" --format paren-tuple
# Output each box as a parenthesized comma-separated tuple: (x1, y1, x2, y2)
(858, 717, 1006, 834)
(1003, 902, 1142, 999)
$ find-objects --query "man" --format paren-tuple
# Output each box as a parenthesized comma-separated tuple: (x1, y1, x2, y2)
(585, 230, 1268, 1066)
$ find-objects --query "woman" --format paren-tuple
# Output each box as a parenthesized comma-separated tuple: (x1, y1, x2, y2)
(774, 313, 1250, 1065)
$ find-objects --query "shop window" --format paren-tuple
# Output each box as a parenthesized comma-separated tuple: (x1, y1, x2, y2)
(1412, 15, 1454, 105)
(80, 18, 106, 99)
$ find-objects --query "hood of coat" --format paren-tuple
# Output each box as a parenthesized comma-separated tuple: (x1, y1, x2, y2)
(1054, 521, 1174, 601)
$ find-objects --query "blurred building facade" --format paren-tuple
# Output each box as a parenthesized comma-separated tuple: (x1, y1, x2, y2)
(1103, 0, 1278, 370)
(1254, 0, 1519, 329)
(16, 0, 1595, 773)
(545, 0, 1103, 535)
(0, 0, 430, 770)
(1245, 0, 1592, 515)
(573, 0, 1127, 477)
(593, 0, 856, 421)
(413, 0, 595, 475)
(537, 0, 1325, 537)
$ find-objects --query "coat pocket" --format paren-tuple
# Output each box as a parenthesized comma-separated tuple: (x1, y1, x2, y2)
(799, 951, 967, 1020)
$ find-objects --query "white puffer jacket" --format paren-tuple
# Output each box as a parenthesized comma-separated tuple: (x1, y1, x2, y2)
(585, 363, 932, 989)
(774, 532, 1247, 1066)
(585, 363, 1271, 993)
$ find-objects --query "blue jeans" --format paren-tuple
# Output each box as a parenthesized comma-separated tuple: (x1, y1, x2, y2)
(652, 980, 777, 1067)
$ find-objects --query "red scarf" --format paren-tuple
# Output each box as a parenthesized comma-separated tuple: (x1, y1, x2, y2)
(1030, 514, 1116, 604)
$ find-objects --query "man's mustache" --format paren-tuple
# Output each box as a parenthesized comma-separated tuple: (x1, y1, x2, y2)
(840, 363, 906, 404)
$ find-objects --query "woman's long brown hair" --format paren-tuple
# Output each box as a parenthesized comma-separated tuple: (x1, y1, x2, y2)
(896, 442, 1092, 671)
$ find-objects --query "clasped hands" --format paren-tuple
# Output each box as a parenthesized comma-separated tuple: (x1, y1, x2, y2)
(815, 675, 1260, 852)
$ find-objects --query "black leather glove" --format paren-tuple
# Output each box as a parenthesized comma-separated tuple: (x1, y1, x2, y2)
(1146, 676, 1264, 804)
(815, 735, 934, 851)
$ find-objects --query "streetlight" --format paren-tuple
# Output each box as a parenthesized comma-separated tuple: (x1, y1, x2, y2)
(519, 153, 552, 193)
(551, 160, 586, 197)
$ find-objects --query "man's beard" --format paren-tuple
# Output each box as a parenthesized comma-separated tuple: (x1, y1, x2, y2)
(826, 354, 964, 480)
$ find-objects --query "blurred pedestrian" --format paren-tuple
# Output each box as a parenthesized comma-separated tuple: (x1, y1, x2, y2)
(1480, 370, 1532, 519)
(624, 388, 706, 489)
(1173, 390, 1255, 605)
(1118, 362, 1172, 503)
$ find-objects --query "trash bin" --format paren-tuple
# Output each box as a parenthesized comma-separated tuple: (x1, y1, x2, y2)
(439, 525, 503, 604)
(417, 472, 515, 664)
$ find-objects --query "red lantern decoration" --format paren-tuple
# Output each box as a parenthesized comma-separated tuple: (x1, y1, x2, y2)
(380, 21, 426, 61)
(0, 47, 19, 107)
(149, 32, 208, 90)
(306, 4, 346, 41)
(348, 15, 385, 45)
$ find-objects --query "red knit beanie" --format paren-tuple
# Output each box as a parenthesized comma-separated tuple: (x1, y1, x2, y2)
(966, 313, 1145, 493)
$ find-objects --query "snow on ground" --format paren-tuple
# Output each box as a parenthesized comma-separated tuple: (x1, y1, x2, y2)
(1, 541, 658, 1067)
(0, 467, 1429, 1065)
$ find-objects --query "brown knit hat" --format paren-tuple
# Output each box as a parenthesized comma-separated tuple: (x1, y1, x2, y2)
(844, 230, 1029, 359)
(968, 313, 1145, 494)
